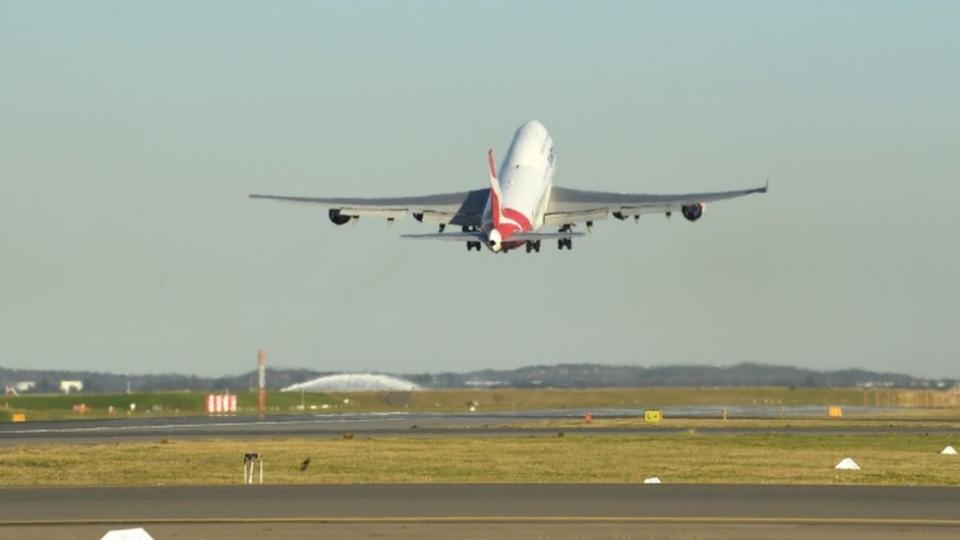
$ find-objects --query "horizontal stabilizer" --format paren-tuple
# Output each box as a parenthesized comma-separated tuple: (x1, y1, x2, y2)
(401, 232, 485, 241)
(401, 231, 584, 242)
(511, 231, 585, 241)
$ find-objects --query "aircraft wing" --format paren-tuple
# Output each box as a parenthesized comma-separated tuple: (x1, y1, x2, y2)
(543, 181, 768, 225)
(249, 189, 489, 227)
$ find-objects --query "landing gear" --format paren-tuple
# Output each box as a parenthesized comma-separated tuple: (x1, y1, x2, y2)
(558, 224, 573, 251)
(525, 240, 541, 253)
(463, 225, 481, 251)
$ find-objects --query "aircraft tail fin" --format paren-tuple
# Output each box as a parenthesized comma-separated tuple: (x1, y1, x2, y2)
(488, 149, 503, 228)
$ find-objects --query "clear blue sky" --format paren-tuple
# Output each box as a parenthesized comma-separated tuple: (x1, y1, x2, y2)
(1, 2, 958, 378)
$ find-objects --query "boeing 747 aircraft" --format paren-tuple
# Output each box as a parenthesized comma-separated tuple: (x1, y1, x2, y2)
(250, 120, 767, 253)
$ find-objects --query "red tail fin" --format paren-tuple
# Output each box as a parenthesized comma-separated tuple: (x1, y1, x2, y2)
(488, 149, 502, 228)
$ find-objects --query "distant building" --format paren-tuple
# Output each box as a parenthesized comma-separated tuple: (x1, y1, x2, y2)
(15, 381, 36, 393)
(59, 380, 83, 394)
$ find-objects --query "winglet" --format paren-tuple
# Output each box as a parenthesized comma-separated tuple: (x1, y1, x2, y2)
(488, 149, 502, 228)
(764, 178, 770, 192)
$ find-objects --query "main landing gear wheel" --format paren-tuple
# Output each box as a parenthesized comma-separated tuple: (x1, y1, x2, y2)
(466, 241, 482, 251)
(525, 240, 541, 253)
(557, 224, 574, 250)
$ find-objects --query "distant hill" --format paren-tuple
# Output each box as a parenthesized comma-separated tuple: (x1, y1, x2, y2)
(407, 363, 957, 389)
(1, 363, 955, 394)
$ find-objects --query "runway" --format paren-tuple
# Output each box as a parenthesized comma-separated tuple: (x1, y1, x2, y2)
(0, 484, 957, 539)
(2, 411, 957, 444)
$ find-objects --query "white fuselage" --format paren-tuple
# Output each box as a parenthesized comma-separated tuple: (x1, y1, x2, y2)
(482, 120, 556, 251)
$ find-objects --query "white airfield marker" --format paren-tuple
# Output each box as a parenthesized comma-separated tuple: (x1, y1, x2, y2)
(835, 458, 861, 470)
(101, 528, 154, 540)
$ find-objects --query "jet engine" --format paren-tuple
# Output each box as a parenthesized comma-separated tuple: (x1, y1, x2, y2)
(328, 209, 352, 225)
(681, 203, 704, 222)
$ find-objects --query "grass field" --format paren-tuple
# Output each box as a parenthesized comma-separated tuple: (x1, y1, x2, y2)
(3, 389, 957, 488)
(3, 387, 958, 422)
(1, 434, 958, 487)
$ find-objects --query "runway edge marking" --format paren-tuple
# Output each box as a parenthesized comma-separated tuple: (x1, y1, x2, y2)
(1, 517, 958, 527)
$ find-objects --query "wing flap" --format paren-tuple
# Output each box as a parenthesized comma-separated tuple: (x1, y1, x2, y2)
(545, 182, 767, 223)
(335, 207, 409, 219)
(542, 208, 610, 225)
(249, 189, 489, 226)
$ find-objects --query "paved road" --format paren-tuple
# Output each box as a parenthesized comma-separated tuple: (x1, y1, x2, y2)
(1, 484, 958, 522)
(2, 412, 957, 444)
(0, 484, 958, 539)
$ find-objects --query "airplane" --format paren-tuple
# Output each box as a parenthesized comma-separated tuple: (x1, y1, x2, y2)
(250, 120, 767, 253)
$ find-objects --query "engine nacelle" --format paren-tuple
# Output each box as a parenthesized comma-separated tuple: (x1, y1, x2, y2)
(681, 203, 704, 222)
(328, 209, 352, 225)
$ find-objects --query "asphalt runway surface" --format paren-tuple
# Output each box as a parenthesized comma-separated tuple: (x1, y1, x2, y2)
(1, 484, 957, 539)
(2, 411, 958, 444)
(5, 412, 957, 538)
